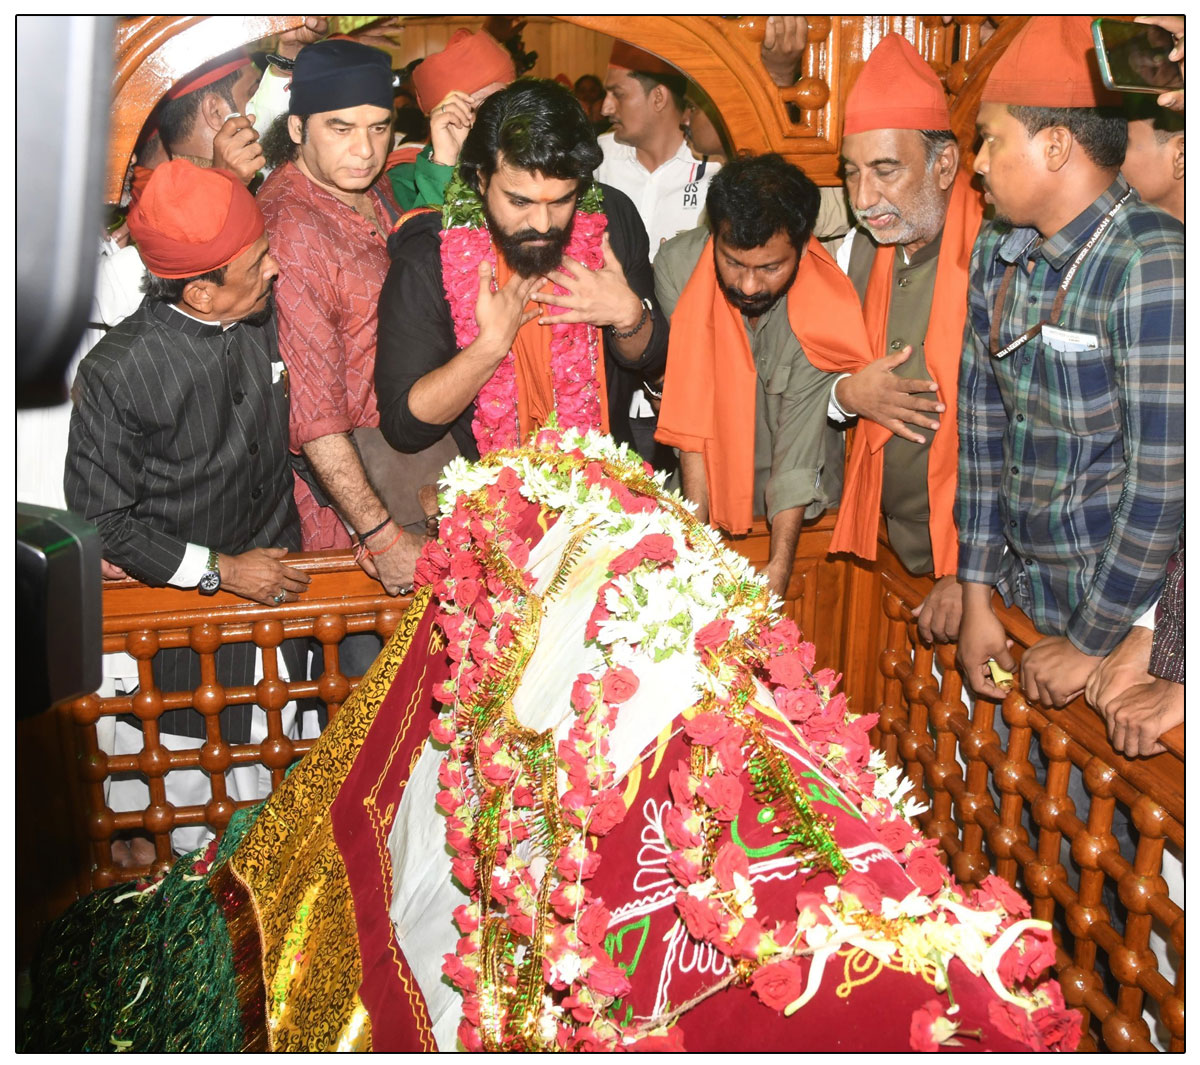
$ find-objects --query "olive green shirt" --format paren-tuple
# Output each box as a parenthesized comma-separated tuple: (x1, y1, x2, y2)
(845, 228, 943, 575)
(654, 226, 844, 522)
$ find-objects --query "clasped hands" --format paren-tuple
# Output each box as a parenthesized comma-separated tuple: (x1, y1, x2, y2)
(473, 232, 643, 356)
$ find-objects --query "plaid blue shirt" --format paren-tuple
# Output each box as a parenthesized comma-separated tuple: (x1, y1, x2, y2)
(957, 178, 1185, 656)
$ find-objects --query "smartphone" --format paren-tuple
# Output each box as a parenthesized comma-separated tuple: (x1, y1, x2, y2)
(1092, 17, 1183, 94)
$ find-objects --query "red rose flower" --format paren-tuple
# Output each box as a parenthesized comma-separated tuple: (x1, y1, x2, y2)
(587, 789, 627, 836)
(909, 999, 951, 1052)
(571, 674, 597, 714)
(987, 999, 1036, 1046)
(905, 844, 947, 895)
(458, 1017, 484, 1053)
(585, 959, 631, 999)
(874, 817, 921, 855)
(975, 873, 1031, 920)
(576, 902, 611, 946)
(669, 765, 698, 807)
(773, 684, 823, 722)
(750, 959, 806, 1011)
(666, 847, 703, 886)
(663, 806, 703, 850)
(683, 711, 733, 746)
(712, 840, 750, 892)
(730, 916, 767, 961)
(767, 652, 813, 690)
(694, 617, 733, 652)
(601, 665, 639, 704)
(712, 732, 747, 776)
(697, 772, 744, 821)
(1031, 984, 1081, 1052)
(997, 924, 1057, 986)
(838, 870, 884, 914)
(677, 893, 728, 943)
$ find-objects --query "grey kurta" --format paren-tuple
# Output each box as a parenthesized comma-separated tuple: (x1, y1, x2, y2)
(845, 229, 942, 576)
(654, 226, 843, 522)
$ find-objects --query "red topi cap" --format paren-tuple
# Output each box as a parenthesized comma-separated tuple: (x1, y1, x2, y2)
(128, 159, 265, 279)
(981, 16, 1122, 108)
(412, 30, 516, 113)
(844, 34, 951, 136)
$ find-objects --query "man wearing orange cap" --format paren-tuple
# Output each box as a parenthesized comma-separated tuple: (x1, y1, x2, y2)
(65, 160, 308, 750)
(386, 28, 516, 212)
(817, 33, 984, 646)
(955, 16, 1184, 710)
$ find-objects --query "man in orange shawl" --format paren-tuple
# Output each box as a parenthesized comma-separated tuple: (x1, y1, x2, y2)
(824, 34, 984, 643)
(654, 154, 871, 598)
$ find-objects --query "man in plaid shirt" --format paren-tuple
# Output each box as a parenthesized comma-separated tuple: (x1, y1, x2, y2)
(955, 17, 1185, 707)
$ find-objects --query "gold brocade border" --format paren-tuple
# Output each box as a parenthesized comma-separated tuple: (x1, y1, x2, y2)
(224, 587, 433, 1052)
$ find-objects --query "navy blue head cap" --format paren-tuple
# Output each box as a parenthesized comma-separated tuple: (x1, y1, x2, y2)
(288, 39, 394, 115)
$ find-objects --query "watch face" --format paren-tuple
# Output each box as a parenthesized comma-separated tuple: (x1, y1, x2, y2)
(198, 570, 221, 594)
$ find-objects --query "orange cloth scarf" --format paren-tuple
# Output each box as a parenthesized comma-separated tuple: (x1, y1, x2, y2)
(655, 235, 871, 534)
(821, 170, 983, 574)
(493, 255, 610, 443)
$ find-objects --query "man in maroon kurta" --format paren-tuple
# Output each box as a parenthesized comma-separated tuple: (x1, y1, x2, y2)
(257, 39, 435, 597)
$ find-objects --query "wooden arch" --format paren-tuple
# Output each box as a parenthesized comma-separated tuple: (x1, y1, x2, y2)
(104, 15, 1030, 203)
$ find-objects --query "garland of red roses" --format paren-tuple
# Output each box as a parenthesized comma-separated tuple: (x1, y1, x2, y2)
(439, 173, 607, 455)
(417, 436, 1075, 1052)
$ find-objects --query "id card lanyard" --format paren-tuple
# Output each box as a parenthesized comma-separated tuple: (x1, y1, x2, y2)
(989, 188, 1133, 359)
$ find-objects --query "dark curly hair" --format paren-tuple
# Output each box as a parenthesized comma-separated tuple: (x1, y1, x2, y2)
(704, 152, 821, 251)
(458, 78, 602, 194)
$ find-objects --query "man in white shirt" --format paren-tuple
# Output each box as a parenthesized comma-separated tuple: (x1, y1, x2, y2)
(595, 41, 719, 261)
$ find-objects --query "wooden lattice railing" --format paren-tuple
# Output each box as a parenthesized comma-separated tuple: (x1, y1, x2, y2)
(18, 520, 1183, 1051)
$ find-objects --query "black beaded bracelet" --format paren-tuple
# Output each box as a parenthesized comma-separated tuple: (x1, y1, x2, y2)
(609, 298, 652, 340)
(356, 517, 391, 544)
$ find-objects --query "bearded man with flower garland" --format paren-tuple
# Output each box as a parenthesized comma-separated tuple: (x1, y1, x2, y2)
(375, 79, 668, 462)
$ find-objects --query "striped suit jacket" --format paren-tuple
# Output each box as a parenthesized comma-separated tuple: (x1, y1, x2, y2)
(65, 298, 302, 741)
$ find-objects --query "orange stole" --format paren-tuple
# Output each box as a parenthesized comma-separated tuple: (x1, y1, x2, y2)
(655, 234, 871, 534)
(822, 171, 984, 573)
(493, 255, 610, 442)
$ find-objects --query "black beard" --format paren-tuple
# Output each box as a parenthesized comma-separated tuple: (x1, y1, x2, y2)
(714, 249, 799, 318)
(485, 203, 575, 278)
(241, 290, 275, 328)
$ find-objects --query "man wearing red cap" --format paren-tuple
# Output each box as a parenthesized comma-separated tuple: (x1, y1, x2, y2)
(816, 34, 984, 646)
(955, 16, 1184, 709)
(65, 160, 308, 750)
(258, 39, 446, 612)
(386, 29, 516, 212)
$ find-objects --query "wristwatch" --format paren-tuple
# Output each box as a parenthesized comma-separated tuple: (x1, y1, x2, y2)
(198, 548, 221, 595)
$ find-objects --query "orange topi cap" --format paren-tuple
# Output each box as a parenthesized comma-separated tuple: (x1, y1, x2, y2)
(128, 159, 265, 279)
(165, 49, 252, 101)
(981, 16, 1121, 108)
(608, 40, 681, 81)
(412, 30, 516, 113)
(844, 34, 950, 136)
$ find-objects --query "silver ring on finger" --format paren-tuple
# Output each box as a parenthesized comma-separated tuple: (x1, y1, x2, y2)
(273, 591, 285, 605)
